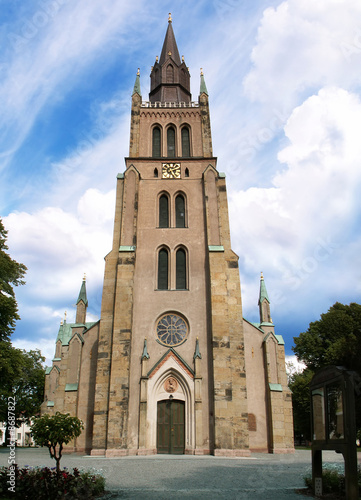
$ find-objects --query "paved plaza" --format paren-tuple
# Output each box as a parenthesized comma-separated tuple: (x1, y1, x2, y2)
(0, 447, 351, 499)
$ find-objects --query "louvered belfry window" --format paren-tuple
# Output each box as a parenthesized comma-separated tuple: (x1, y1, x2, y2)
(159, 195, 169, 228)
(181, 127, 190, 157)
(153, 127, 161, 157)
(167, 127, 175, 157)
(176, 248, 187, 289)
(175, 194, 185, 228)
(158, 249, 169, 290)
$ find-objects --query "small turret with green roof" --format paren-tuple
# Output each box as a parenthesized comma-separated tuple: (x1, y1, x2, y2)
(76, 274, 88, 324)
(258, 272, 272, 324)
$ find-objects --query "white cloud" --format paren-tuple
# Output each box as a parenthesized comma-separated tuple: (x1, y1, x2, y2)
(12, 337, 55, 367)
(243, 0, 361, 109)
(230, 86, 361, 321)
(4, 188, 114, 303)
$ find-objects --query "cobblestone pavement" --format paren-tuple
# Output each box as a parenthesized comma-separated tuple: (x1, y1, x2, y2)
(0, 448, 351, 499)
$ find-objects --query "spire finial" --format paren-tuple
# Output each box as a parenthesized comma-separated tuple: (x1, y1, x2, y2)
(64, 310, 67, 321)
(137, 68, 140, 76)
(200, 68, 203, 76)
(168, 12, 172, 23)
(83, 273, 86, 282)
(156, 55, 158, 62)
(261, 271, 264, 280)
(182, 55, 184, 62)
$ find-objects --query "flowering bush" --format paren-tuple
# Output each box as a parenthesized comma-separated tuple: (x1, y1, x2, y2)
(0, 464, 105, 499)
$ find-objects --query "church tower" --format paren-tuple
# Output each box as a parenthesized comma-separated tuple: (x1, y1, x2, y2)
(91, 14, 250, 456)
(42, 14, 294, 457)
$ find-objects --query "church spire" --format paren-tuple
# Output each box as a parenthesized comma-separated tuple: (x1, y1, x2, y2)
(258, 272, 272, 324)
(159, 13, 181, 66)
(149, 14, 191, 103)
(132, 68, 141, 97)
(76, 274, 88, 324)
(200, 68, 208, 96)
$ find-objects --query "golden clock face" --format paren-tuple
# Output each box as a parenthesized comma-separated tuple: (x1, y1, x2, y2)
(162, 163, 181, 179)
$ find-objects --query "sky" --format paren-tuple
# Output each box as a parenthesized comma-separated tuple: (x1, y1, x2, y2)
(1, 0, 361, 368)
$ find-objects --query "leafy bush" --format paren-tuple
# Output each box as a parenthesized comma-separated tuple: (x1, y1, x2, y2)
(304, 464, 361, 497)
(0, 464, 105, 499)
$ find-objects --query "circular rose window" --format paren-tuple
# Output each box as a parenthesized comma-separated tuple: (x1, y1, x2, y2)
(156, 314, 188, 346)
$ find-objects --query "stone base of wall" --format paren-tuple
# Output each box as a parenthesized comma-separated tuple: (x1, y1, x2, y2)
(194, 449, 211, 455)
(136, 449, 157, 456)
(214, 449, 251, 457)
(90, 449, 106, 456)
(272, 447, 295, 454)
(249, 447, 269, 453)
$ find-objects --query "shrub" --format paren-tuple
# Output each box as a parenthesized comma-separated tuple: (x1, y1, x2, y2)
(304, 464, 361, 497)
(0, 464, 105, 499)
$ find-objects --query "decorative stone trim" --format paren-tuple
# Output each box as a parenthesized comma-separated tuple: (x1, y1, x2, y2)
(208, 245, 224, 252)
(269, 383, 283, 392)
(119, 246, 136, 252)
(65, 383, 78, 392)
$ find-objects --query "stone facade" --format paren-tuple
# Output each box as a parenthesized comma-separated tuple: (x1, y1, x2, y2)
(42, 16, 294, 456)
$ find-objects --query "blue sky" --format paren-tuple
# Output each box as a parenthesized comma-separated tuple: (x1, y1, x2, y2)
(2, 0, 361, 367)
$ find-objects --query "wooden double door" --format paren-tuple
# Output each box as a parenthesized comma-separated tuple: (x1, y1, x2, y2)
(157, 400, 185, 454)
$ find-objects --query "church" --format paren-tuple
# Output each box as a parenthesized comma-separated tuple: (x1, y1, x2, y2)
(42, 15, 294, 456)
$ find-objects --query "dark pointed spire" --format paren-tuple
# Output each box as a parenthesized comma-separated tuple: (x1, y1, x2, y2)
(159, 13, 181, 66)
(132, 68, 141, 97)
(149, 14, 191, 103)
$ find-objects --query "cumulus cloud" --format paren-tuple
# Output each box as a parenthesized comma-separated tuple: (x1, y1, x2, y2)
(243, 0, 361, 109)
(231, 86, 361, 320)
(4, 188, 114, 332)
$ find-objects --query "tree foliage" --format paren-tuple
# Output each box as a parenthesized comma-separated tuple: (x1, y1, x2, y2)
(0, 218, 27, 341)
(0, 343, 45, 444)
(291, 302, 361, 441)
(31, 413, 84, 474)
(293, 302, 361, 374)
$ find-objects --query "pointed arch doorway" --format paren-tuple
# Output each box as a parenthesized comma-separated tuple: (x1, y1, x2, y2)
(157, 399, 185, 454)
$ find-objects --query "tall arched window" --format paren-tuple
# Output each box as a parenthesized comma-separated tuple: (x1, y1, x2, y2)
(167, 127, 176, 157)
(159, 194, 169, 228)
(166, 64, 174, 83)
(153, 126, 161, 158)
(176, 248, 187, 289)
(175, 194, 185, 228)
(181, 127, 190, 157)
(158, 248, 169, 290)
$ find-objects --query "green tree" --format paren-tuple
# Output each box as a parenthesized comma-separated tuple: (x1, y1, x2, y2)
(293, 302, 361, 374)
(291, 302, 361, 440)
(0, 218, 27, 341)
(31, 413, 84, 475)
(288, 369, 314, 441)
(0, 343, 45, 445)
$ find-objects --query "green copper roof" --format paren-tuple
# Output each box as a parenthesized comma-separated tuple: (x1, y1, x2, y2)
(76, 278, 88, 306)
(200, 70, 208, 96)
(132, 70, 141, 97)
(259, 273, 270, 304)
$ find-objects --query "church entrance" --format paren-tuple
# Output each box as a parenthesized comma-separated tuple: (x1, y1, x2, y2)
(157, 400, 185, 454)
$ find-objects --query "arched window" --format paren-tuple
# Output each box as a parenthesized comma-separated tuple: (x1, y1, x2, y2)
(153, 126, 161, 158)
(159, 194, 169, 228)
(175, 194, 185, 228)
(176, 248, 187, 289)
(154, 168, 158, 178)
(185, 168, 189, 178)
(166, 64, 174, 83)
(158, 248, 169, 290)
(181, 127, 190, 157)
(167, 127, 176, 157)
